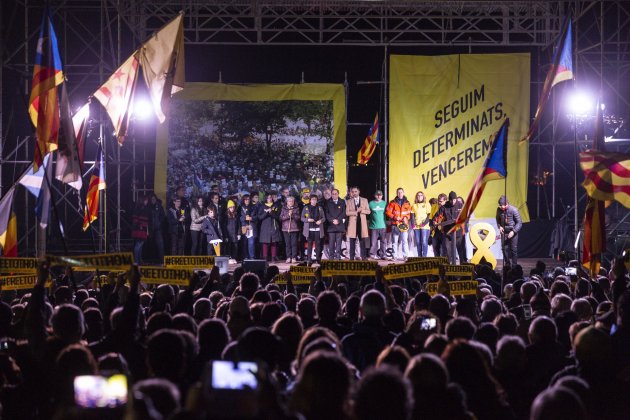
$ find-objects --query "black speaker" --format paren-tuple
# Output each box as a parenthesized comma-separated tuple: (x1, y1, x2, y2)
(242, 259, 268, 279)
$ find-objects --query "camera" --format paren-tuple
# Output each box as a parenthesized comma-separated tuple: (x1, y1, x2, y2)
(74, 374, 128, 408)
(565, 267, 577, 276)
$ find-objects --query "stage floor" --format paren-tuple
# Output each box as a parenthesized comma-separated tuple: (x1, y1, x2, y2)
(226, 257, 559, 277)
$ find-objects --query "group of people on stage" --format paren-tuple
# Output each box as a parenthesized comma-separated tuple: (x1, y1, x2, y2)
(131, 183, 522, 267)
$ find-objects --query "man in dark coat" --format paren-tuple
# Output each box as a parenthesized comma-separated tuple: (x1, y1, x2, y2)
(496, 195, 522, 267)
(324, 188, 346, 260)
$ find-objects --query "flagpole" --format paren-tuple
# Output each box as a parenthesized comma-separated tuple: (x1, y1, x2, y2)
(42, 153, 68, 254)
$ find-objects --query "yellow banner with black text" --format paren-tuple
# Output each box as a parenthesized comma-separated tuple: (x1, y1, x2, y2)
(389, 54, 530, 220)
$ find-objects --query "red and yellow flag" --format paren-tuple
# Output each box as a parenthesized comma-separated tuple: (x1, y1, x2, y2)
(93, 53, 139, 145)
(83, 148, 107, 231)
(28, 9, 65, 171)
(357, 113, 379, 165)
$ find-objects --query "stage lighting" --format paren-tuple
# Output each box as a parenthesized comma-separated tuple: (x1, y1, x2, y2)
(567, 91, 593, 116)
(132, 98, 153, 120)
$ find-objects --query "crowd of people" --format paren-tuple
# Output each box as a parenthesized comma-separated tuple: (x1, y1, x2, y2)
(0, 249, 628, 419)
(130, 183, 522, 268)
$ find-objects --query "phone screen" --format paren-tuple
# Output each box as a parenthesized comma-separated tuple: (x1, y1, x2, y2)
(565, 267, 577, 276)
(522, 304, 533, 320)
(74, 374, 128, 408)
(211, 361, 258, 390)
(420, 317, 437, 330)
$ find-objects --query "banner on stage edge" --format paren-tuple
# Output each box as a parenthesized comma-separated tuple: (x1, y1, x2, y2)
(164, 255, 215, 269)
(321, 260, 378, 277)
(0, 257, 38, 274)
(288, 265, 316, 284)
(443, 263, 476, 279)
(389, 54, 530, 220)
(382, 259, 442, 281)
(48, 253, 134, 270)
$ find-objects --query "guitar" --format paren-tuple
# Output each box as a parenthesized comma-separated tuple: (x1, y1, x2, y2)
(430, 216, 458, 237)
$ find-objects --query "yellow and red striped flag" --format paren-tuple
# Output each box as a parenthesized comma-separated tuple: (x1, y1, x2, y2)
(82, 147, 107, 231)
(357, 113, 379, 165)
(93, 53, 139, 145)
(581, 100, 607, 276)
(29, 9, 65, 171)
(0, 187, 17, 256)
(580, 151, 630, 209)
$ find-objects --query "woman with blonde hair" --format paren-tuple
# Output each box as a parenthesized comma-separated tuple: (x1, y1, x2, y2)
(411, 191, 431, 257)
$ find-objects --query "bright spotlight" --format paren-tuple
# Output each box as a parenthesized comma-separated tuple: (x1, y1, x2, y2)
(132, 99, 153, 120)
(567, 91, 593, 116)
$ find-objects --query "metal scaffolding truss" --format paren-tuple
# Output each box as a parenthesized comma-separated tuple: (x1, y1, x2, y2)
(2, 0, 630, 257)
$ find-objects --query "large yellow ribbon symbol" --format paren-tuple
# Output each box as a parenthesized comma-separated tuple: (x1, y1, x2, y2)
(469, 222, 497, 268)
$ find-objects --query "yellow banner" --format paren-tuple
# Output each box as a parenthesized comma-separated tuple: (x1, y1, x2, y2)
(48, 253, 134, 270)
(443, 263, 476, 279)
(406, 256, 448, 265)
(321, 260, 378, 277)
(389, 54, 530, 221)
(0, 274, 50, 290)
(139, 266, 192, 286)
(155, 83, 347, 203)
(382, 260, 441, 281)
(164, 255, 215, 269)
(0, 258, 38, 274)
(288, 265, 316, 285)
(426, 280, 478, 296)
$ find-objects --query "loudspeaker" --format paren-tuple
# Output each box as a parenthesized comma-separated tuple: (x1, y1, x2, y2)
(242, 259, 268, 279)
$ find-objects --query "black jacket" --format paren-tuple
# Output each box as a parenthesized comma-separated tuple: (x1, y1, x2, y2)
(496, 205, 522, 233)
(324, 199, 346, 233)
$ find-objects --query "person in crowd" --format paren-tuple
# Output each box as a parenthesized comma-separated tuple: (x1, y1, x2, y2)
(301, 194, 325, 265)
(324, 188, 346, 260)
(496, 195, 522, 267)
(224, 200, 240, 262)
(258, 192, 282, 261)
(346, 186, 371, 261)
(190, 197, 207, 256)
(369, 190, 387, 260)
(238, 194, 258, 259)
(167, 197, 187, 255)
(386, 187, 412, 261)
(411, 191, 431, 257)
(148, 193, 166, 263)
(280, 196, 301, 263)
(131, 195, 150, 264)
(201, 204, 222, 255)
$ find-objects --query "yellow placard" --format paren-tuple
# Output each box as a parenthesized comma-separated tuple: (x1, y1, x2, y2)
(288, 265, 316, 285)
(426, 280, 478, 296)
(406, 256, 448, 265)
(155, 83, 346, 204)
(0, 257, 38, 274)
(164, 255, 215, 269)
(48, 253, 134, 270)
(443, 263, 476, 279)
(0, 275, 49, 290)
(382, 260, 441, 281)
(320, 260, 378, 277)
(139, 266, 192, 286)
(389, 54, 530, 220)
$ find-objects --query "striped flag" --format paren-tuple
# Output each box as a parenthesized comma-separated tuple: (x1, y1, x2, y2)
(581, 100, 607, 275)
(94, 53, 139, 144)
(139, 13, 185, 123)
(520, 16, 573, 144)
(0, 187, 16, 256)
(55, 85, 88, 190)
(18, 154, 50, 198)
(450, 118, 509, 233)
(82, 147, 107, 231)
(29, 9, 65, 171)
(357, 113, 379, 165)
(580, 150, 630, 209)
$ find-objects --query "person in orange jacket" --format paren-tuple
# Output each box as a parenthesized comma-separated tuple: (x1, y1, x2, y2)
(386, 187, 412, 260)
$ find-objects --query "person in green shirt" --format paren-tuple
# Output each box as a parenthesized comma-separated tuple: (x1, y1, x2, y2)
(369, 190, 387, 259)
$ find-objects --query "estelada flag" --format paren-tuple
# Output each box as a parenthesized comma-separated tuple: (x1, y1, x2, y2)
(139, 13, 185, 123)
(93, 53, 139, 145)
(581, 99, 606, 276)
(357, 113, 379, 165)
(450, 118, 509, 233)
(28, 8, 65, 171)
(520, 15, 573, 144)
(83, 147, 107, 231)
